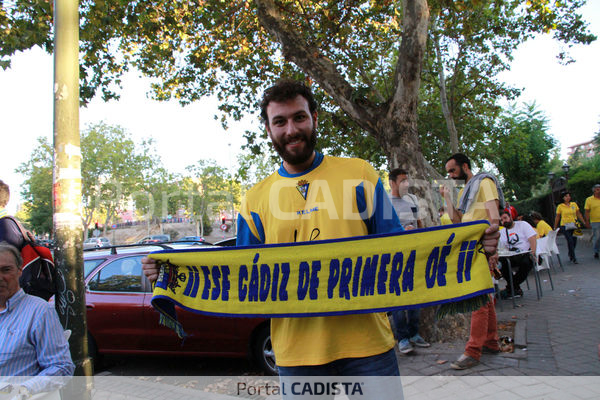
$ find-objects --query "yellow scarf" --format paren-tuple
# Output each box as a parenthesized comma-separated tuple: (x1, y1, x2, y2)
(150, 221, 492, 337)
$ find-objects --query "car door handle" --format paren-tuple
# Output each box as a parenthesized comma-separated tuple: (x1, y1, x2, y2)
(86, 304, 95, 309)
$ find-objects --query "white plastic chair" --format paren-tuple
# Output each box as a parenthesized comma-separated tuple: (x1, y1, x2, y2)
(546, 229, 565, 272)
(535, 237, 555, 297)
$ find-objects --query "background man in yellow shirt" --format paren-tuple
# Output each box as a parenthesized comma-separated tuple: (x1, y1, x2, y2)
(584, 184, 600, 259)
(441, 153, 502, 370)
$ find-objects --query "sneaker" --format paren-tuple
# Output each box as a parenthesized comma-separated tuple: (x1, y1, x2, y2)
(500, 288, 522, 299)
(410, 334, 431, 348)
(451, 354, 479, 370)
(573, 259, 579, 264)
(482, 346, 501, 354)
(398, 339, 414, 354)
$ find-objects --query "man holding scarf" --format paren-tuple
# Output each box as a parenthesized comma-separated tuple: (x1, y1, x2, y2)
(441, 153, 502, 370)
(143, 83, 500, 383)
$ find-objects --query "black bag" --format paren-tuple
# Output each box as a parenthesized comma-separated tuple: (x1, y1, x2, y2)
(5, 217, 57, 301)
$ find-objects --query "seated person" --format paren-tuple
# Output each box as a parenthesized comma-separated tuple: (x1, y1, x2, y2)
(498, 210, 537, 298)
(530, 211, 552, 238)
(0, 242, 74, 396)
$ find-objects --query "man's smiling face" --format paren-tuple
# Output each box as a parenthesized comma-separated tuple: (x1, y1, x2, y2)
(265, 95, 317, 169)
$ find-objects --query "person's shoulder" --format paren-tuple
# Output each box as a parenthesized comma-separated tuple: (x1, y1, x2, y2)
(23, 293, 52, 307)
(20, 293, 55, 315)
(323, 155, 369, 168)
(244, 170, 281, 197)
(477, 177, 499, 199)
(402, 193, 419, 204)
(516, 220, 535, 230)
(324, 155, 380, 180)
(480, 177, 498, 187)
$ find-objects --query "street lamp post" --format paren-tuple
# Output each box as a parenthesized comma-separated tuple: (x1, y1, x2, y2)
(548, 163, 571, 223)
(562, 162, 570, 185)
(548, 172, 556, 222)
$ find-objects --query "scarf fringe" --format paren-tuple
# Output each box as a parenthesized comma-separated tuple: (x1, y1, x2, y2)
(436, 294, 491, 320)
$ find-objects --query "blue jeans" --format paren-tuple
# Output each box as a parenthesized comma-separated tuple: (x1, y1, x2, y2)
(278, 349, 402, 400)
(592, 222, 600, 254)
(391, 309, 419, 341)
(562, 227, 578, 260)
(277, 348, 399, 376)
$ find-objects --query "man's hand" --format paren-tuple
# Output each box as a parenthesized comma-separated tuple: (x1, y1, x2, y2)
(439, 184, 451, 200)
(482, 223, 500, 269)
(142, 257, 160, 283)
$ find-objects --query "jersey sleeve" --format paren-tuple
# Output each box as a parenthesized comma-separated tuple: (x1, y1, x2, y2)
(236, 193, 265, 246)
(479, 178, 499, 203)
(355, 161, 404, 235)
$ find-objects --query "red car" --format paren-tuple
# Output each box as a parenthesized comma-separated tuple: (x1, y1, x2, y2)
(83, 243, 276, 374)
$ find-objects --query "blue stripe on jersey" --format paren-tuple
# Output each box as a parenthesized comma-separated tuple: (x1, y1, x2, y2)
(237, 213, 264, 245)
(356, 178, 404, 235)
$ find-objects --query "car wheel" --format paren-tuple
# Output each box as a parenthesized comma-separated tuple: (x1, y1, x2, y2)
(253, 326, 277, 375)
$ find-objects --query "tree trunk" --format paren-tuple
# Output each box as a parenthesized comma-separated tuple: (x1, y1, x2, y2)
(433, 34, 459, 154)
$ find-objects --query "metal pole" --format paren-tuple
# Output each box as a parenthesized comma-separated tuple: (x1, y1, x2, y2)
(549, 180, 555, 223)
(54, 0, 93, 384)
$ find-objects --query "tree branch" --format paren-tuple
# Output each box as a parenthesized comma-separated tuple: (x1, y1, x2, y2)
(255, 0, 379, 135)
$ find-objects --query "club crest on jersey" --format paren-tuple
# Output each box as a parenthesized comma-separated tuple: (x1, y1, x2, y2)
(296, 179, 309, 200)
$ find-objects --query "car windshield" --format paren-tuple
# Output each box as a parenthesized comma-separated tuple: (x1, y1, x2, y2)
(84, 259, 105, 278)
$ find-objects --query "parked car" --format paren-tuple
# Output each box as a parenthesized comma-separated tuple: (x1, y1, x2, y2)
(137, 234, 170, 244)
(38, 239, 56, 249)
(172, 235, 207, 245)
(82, 244, 275, 374)
(83, 237, 112, 249)
(214, 237, 237, 247)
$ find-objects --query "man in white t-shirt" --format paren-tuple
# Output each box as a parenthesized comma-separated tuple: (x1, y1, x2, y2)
(498, 210, 537, 298)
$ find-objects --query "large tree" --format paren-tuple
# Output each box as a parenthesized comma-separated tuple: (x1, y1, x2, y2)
(2, 1, 594, 172)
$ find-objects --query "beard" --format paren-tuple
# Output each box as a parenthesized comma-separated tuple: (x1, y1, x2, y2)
(502, 220, 513, 228)
(271, 127, 317, 166)
(453, 167, 468, 182)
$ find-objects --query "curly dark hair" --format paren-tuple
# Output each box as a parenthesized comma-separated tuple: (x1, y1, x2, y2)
(260, 79, 318, 125)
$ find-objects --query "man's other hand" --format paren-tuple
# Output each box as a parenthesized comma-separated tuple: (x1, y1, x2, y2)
(142, 257, 160, 283)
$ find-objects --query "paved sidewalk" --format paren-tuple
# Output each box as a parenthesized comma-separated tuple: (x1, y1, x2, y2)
(396, 234, 600, 377)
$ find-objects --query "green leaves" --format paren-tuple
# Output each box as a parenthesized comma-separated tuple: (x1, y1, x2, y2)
(492, 102, 557, 200)
(2, 0, 595, 175)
